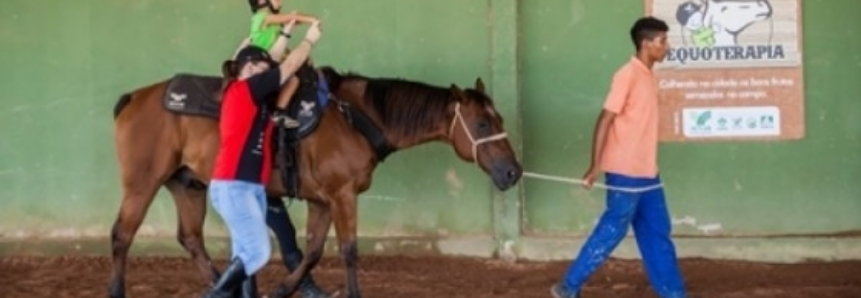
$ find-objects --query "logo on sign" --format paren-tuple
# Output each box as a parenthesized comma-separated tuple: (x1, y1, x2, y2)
(668, 0, 784, 65)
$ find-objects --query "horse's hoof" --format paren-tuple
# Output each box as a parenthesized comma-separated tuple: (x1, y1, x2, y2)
(301, 286, 340, 298)
(267, 283, 297, 298)
(108, 283, 125, 298)
(298, 276, 339, 298)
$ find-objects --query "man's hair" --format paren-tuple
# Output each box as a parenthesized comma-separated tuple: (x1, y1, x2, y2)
(629, 16, 669, 51)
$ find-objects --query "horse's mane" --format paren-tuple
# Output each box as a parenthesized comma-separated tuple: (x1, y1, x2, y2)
(321, 66, 491, 139)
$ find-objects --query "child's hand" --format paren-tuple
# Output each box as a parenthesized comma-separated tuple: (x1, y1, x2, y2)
(287, 10, 319, 24)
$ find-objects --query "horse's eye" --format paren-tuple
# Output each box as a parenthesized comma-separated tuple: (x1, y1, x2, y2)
(477, 121, 489, 129)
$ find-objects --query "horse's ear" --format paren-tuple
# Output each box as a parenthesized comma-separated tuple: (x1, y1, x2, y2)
(475, 78, 485, 93)
(450, 84, 464, 97)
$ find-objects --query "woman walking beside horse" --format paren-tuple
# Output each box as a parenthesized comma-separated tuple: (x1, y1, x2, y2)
(230, 0, 334, 296)
(201, 21, 322, 298)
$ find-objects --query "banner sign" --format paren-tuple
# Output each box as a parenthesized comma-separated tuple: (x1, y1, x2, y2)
(646, 0, 805, 141)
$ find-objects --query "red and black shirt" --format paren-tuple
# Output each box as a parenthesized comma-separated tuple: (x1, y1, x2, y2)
(212, 69, 281, 184)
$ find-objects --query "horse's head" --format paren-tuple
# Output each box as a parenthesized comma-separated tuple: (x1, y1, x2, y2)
(446, 79, 522, 191)
(704, 0, 772, 35)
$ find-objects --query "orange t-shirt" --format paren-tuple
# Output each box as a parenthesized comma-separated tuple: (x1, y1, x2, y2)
(599, 57, 660, 178)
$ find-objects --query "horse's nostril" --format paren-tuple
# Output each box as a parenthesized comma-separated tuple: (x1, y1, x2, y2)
(507, 170, 517, 178)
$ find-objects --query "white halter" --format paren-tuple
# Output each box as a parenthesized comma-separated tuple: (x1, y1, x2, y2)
(448, 102, 509, 163)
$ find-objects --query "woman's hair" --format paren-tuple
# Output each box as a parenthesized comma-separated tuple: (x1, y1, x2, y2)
(221, 60, 240, 81)
(220, 60, 240, 95)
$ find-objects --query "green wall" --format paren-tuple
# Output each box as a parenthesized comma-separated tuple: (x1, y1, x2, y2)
(0, 0, 859, 261)
(0, 0, 498, 240)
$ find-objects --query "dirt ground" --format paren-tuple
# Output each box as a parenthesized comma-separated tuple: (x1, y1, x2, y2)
(1, 255, 860, 298)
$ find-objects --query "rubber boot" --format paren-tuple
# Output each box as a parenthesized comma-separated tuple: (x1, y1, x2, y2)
(201, 258, 248, 298)
(239, 274, 258, 298)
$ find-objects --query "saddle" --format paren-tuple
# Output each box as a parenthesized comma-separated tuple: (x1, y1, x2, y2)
(161, 63, 329, 197)
(272, 63, 329, 198)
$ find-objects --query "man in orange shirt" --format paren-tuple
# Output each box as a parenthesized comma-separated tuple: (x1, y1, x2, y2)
(551, 17, 689, 298)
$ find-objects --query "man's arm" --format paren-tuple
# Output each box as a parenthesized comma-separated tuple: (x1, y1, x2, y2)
(582, 67, 631, 187)
(587, 110, 616, 173)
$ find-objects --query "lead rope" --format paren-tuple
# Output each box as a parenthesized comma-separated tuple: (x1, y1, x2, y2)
(446, 103, 660, 193)
(522, 172, 663, 193)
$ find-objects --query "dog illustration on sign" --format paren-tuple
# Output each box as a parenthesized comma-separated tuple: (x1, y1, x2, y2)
(675, 0, 773, 47)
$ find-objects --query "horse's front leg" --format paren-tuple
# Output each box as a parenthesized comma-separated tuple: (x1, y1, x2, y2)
(331, 190, 361, 298)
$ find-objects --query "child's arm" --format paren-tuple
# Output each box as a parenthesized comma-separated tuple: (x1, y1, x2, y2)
(264, 11, 319, 27)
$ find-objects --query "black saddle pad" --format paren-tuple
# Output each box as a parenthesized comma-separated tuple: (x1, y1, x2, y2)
(162, 73, 224, 119)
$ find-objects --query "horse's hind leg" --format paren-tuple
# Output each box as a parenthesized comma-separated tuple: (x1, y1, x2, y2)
(108, 180, 161, 298)
(164, 179, 220, 285)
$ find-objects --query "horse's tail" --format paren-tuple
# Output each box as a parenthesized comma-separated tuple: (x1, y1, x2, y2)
(113, 92, 133, 119)
(319, 66, 344, 91)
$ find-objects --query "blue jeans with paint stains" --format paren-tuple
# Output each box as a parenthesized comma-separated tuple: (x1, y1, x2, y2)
(560, 172, 687, 298)
(209, 179, 272, 276)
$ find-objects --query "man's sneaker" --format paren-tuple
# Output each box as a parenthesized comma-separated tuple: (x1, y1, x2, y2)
(550, 283, 580, 298)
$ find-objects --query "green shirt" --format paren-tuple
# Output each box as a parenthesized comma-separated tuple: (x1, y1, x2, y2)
(249, 10, 280, 50)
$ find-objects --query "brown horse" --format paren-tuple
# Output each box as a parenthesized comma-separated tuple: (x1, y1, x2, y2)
(108, 63, 523, 298)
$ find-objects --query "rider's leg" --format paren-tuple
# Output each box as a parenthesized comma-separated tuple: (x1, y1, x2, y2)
(265, 197, 334, 298)
(274, 76, 300, 128)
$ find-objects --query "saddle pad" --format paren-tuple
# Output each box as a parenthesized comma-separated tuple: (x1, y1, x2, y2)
(162, 73, 224, 119)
